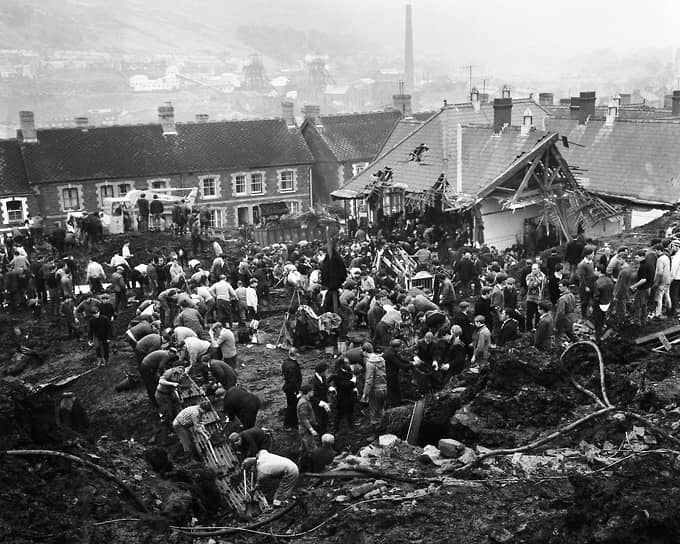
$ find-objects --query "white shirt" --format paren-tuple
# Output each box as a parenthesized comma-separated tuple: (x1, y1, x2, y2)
(86, 261, 105, 279)
(110, 254, 128, 268)
(246, 286, 258, 311)
(256, 450, 298, 479)
(122, 244, 133, 258)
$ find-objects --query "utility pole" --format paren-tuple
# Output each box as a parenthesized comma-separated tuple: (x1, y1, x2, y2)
(461, 64, 477, 95)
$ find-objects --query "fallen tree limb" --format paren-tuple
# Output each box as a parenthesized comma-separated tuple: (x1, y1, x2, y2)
(306, 468, 442, 484)
(169, 499, 298, 537)
(562, 341, 612, 408)
(447, 406, 616, 474)
(4, 449, 149, 513)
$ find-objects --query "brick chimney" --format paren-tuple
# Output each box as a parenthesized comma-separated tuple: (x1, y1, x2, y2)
(74, 116, 89, 128)
(158, 102, 176, 135)
(538, 93, 554, 106)
(281, 101, 296, 128)
(392, 93, 412, 116)
(195, 113, 209, 123)
(672, 91, 680, 116)
(605, 101, 618, 127)
(19, 111, 37, 142)
(302, 104, 321, 123)
(569, 97, 580, 120)
(579, 91, 596, 125)
(493, 98, 512, 134)
(619, 93, 631, 106)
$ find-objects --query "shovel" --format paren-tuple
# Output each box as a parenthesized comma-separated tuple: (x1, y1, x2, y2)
(241, 469, 262, 518)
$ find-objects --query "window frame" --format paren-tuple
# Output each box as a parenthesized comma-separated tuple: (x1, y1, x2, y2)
(148, 178, 170, 191)
(233, 174, 247, 196)
(62, 187, 80, 210)
(198, 174, 221, 199)
(118, 183, 131, 196)
(288, 200, 301, 214)
(5, 200, 24, 223)
(250, 172, 264, 195)
(276, 168, 297, 193)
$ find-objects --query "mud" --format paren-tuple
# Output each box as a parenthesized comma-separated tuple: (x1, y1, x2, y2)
(2, 229, 680, 543)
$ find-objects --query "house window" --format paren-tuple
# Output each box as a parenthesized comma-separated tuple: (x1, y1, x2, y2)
(118, 183, 131, 196)
(100, 185, 114, 201)
(6, 200, 24, 223)
(237, 206, 249, 226)
(279, 170, 294, 192)
(62, 188, 80, 210)
(288, 201, 300, 214)
(202, 178, 216, 197)
(234, 174, 246, 195)
(208, 209, 224, 228)
(352, 162, 369, 177)
(149, 179, 169, 190)
(250, 173, 263, 195)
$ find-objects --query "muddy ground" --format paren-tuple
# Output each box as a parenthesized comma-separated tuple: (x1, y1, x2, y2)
(2, 216, 680, 543)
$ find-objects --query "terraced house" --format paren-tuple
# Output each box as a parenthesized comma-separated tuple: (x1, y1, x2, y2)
(0, 102, 314, 231)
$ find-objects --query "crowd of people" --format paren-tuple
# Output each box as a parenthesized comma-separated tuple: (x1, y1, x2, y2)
(3, 213, 680, 508)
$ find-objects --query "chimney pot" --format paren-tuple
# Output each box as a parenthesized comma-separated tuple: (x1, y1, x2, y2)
(19, 111, 37, 142)
(392, 93, 412, 116)
(493, 98, 512, 134)
(195, 113, 209, 123)
(619, 93, 631, 106)
(158, 102, 176, 135)
(521, 108, 533, 135)
(501, 85, 511, 99)
(470, 87, 480, 112)
(578, 91, 596, 125)
(672, 90, 680, 116)
(281, 101, 296, 128)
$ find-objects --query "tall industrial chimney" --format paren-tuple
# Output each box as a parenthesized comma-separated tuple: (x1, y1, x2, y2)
(404, 4, 414, 90)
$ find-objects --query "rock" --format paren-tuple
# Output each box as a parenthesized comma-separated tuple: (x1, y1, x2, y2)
(335, 495, 350, 502)
(349, 482, 379, 499)
(359, 445, 382, 458)
(364, 488, 383, 499)
(438, 439, 465, 459)
(419, 444, 445, 466)
(378, 434, 400, 448)
(489, 527, 515, 543)
(458, 447, 477, 465)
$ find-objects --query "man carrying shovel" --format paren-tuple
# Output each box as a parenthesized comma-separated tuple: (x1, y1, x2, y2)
(242, 449, 299, 508)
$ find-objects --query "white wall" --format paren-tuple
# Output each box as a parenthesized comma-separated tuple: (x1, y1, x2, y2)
(480, 200, 543, 250)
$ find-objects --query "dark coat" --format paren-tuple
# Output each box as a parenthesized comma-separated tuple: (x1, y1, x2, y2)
(321, 249, 347, 290)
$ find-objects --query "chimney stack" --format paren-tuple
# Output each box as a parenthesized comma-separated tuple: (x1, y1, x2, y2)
(470, 87, 480, 112)
(404, 4, 414, 90)
(19, 111, 37, 142)
(281, 101, 296, 128)
(579, 91, 596, 125)
(493, 98, 512, 134)
(672, 91, 680, 116)
(605, 101, 618, 127)
(664, 94, 673, 109)
(569, 97, 580, 120)
(521, 108, 533, 135)
(302, 104, 321, 124)
(195, 113, 209, 123)
(158, 102, 176, 135)
(392, 83, 412, 117)
(74, 116, 89, 128)
(538, 92, 554, 106)
(619, 93, 631, 106)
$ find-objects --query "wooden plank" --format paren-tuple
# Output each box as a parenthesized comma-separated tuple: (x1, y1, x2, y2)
(634, 325, 680, 345)
(406, 399, 426, 446)
(510, 156, 541, 207)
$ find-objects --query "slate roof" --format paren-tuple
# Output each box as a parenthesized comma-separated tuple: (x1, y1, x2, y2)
(0, 139, 30, 195)
(307, 111, 402, 162)
(335, 101, 557, 200)
(544, 118, 680, 206)
(19, 118, 314, 184)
